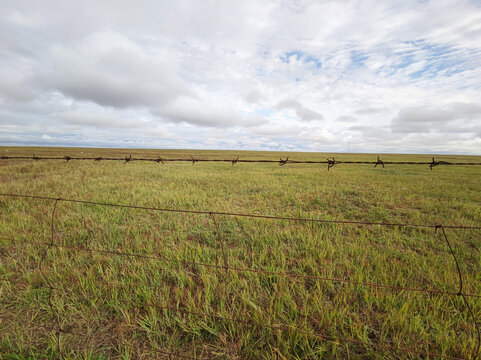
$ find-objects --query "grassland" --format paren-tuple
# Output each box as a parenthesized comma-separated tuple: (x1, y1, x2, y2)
(0, 147, 480, 359)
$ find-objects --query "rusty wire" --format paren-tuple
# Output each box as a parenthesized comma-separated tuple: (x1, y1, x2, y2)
(436, 225, 480, 359)
(21, 277, 467, 360)
(39, 283, 468, 360)
(1, 154, 481, 170)
(1, 193, 480, 230)
(51, 246, 481, 359)
(4, 240, 480, 299)
(1, 192, 480, 358)
(138, 300, 467, 360)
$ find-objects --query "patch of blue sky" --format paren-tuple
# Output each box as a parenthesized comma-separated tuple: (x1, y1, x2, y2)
(386, 40, 471, 79)
(409, 63, 467, 79)
(396, 54, 416, 69)
(255, 109, 274, 117)
(350, 50, 369, 69)
(303, 55, 321, 69)
(280, 50, 303, 63)
(420, 41, 457, 58)
(375, 54, 415, 77)
(280, 50, 322, 69)
(408, 52, 467, 79)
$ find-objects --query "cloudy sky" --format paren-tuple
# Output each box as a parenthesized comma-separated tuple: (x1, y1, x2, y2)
(1, 0, 481, 154)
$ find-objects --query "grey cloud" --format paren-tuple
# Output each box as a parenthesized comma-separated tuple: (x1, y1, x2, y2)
(155, 96, 267, 128)
(0, 81, 35, 103)
(0, 51, 38, 103)
(449, 102, 481, 117)
(0, 131, 178, 148)
(253, 124, 301, 136)
(391, 102, 481, 133)
(53, 109, 146, 128)
(355, 106, 389, 114)
(335, 115, 357, 122)
(240, 114, 269, 127)
(276, 99, 324, 121)
(299, 128, 335, 144)
(40, 33, 187, 109)
(30, 31, 264, 129)
(245, 90, 263, 104)
(349, 125, 371, 131)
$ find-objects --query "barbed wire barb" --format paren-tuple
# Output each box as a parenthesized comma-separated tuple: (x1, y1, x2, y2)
(279, 157, 288, 166)
(374, 156, 384, 168)
(327, 157, 336, 171)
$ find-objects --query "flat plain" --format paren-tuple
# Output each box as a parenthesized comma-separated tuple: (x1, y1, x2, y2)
(1, 147, 480, 359)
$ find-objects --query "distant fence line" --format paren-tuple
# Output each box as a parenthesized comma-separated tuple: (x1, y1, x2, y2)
(0, 192, 480, 359)
(2, 154, 481, 170)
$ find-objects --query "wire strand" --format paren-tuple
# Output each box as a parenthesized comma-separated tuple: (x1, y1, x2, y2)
(2, 154, 481, 167)
(1, 193, 480, 230)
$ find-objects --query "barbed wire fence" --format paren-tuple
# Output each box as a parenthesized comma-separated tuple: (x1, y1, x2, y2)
(2, 154, 481, 170)
(1, 192, 480, 359)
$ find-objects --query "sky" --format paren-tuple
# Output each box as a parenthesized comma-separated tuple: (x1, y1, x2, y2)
(1, 0, 481, 154)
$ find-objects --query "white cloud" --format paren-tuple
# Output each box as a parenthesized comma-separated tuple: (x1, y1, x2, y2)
(276, 99, 324, 121)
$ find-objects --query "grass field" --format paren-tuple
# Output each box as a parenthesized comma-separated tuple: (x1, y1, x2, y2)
(1, 147, 480, 359)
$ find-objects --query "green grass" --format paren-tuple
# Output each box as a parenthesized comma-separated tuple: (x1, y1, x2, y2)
(1, 147, 480, 359)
